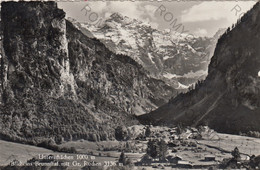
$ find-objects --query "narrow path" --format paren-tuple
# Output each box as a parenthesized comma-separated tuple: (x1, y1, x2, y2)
(193, 92, 225, 126)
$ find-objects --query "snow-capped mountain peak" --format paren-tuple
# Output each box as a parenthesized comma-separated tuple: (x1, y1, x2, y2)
(70, 13, 219, 90)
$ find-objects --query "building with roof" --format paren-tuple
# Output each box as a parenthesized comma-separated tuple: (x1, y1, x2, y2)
(205, 155, 216, 161)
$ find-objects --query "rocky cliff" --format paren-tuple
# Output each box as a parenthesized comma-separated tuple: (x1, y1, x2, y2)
(139, 2, 260, 134)
(0, 1, 175, 144)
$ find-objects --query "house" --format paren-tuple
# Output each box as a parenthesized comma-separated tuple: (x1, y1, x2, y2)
(191, 127, 198, 133)
(167, 155, 182, 164)
(205, 155, 216, 161)
(179, 132, 193, 139)
(251, 155, 260, 168)
(136, 154, 153, 166)
(176, 160, 192, 168)
(167, 142, 178, 148)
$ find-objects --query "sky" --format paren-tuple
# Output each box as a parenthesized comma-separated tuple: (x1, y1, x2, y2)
(58, 1, 257, 37)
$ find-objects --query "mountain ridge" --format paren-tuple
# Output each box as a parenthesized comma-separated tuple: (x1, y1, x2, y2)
(138, 2, 260, 134)
(70, 13, 220, 90)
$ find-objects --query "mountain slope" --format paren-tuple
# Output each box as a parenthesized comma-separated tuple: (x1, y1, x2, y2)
(71, 14, 218, 89)
(0, 1, 175, 144)
(138, 2, 260, 134)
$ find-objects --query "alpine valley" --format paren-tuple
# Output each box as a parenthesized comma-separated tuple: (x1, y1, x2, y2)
(1, 1, 260, 169)
(0, 0, 259, 149)
(139, 2, 260, 134)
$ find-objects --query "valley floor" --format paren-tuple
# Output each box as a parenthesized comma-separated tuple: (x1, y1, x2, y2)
(1, 126, 260, 169)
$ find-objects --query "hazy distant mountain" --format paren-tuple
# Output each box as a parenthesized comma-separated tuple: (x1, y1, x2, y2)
(139, 2, 260, 134)
(69, 13, 220, 90)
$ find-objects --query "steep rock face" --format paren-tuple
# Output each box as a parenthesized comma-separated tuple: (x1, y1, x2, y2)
(0, 16, 3, 104)
(0, 1, 176, 144)
(1, 2, 70, 97)
(66, 20, 175, 115)
(70, 14, 218, 89)
(139, 2, 260, 134)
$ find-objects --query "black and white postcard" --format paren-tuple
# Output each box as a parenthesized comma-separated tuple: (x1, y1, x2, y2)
(0, 0, 259, 169)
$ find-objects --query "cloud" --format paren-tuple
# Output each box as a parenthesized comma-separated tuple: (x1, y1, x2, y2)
(86, 1, 143, 20)
(85, 1, 158, 28)
(182, 1, 256, 24)
(86, 1, 107, 13)
(106, 2, 144, 20)
(150, 22, 159, 29)
(194, 28, 208, 37)
(59, 1, 160, 29)
(144, 4, 158, 17)
(104, 12, 112, 18)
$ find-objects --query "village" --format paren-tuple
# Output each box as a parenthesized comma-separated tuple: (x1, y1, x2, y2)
(112, 125, 260, 169)
(4, 125, 260, 169)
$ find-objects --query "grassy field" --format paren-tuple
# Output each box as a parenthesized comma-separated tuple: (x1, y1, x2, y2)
(0, 139, 142, 167)
(0, 140, 53, 166)
(199, 133, 260, 156)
